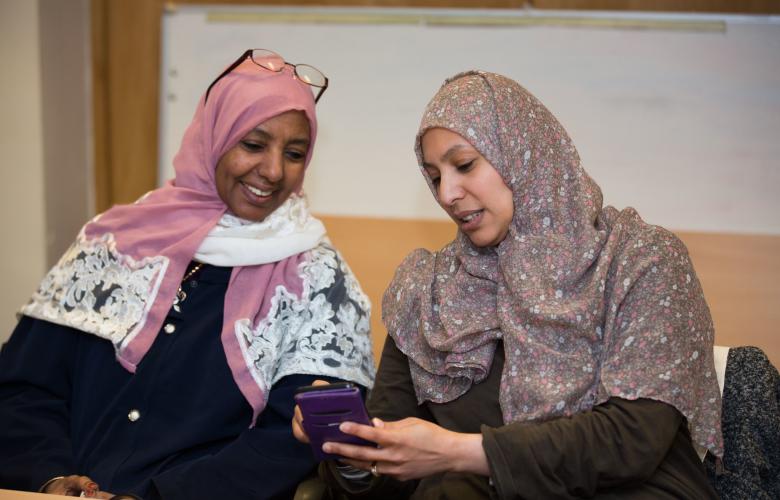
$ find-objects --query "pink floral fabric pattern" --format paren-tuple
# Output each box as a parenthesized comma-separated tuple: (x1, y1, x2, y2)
(382, 71, 723, 456)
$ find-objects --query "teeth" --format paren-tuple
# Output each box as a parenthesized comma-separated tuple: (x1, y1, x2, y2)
(244, 183, 272, 197)
(461, 211, 480, 222)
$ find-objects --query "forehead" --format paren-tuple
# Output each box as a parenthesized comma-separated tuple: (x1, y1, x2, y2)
(421, 127, 473, 154)
(253, 109, 310, 136)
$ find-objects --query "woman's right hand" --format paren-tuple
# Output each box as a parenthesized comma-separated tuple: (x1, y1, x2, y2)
(292, 379, 331, 444)
(41, 475, 113, 498)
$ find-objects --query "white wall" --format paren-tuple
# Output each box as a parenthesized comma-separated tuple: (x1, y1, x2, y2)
(160, 7, 780, 235)
(0, 0, 47, 343)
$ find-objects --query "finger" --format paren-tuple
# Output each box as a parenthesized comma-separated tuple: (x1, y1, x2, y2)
(76, 477, 99, 497)
(323, 441, 385, 462)
(94, 492, 114, 499)
(339, 421, 388, 443)
(292, 419, 309, 444)
(46, 475, 88, 496)
(312, 379, 330, 386)
(292, 424, 308, 443)
(292, 407, 304, 429)
(372, 417, 385, 428)
(292, 405, 311, 443)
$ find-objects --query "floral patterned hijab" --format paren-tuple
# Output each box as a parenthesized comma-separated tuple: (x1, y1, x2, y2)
(383, 71, 723, 456)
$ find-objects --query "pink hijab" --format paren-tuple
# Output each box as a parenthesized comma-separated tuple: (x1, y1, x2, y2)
(383, 71, 723, 456)
(23, 60, 321, 423)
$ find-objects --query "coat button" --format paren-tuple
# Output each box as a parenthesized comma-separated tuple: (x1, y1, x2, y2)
(128, 409, 141, 422)
(163, 323, 176, 334)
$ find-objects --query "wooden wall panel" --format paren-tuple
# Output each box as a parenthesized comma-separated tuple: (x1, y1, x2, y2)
(91, 0, 163, 211)
(532, 0, 780, 14)
(321, 216, 780, 368)
(174, 0, 525, 7)
(90, 0, 111, 213)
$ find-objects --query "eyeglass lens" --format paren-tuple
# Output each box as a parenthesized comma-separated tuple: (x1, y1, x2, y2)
(250, 49, 326, 89)
(250, 49, 285, 72)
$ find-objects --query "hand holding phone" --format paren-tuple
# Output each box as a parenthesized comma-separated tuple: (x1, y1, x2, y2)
(294, 382, 374, 461)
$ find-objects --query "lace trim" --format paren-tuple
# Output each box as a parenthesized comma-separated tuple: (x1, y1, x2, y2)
(21, 232, 374, 400)
(20, 232, 169, 349)
(236, 241, 375, 396)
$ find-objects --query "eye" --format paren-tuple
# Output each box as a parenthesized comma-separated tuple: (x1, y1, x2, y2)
(285, 149, 307, 162)
(429, 175, 441, 187)
(456, 160, 475, 173)
(241, 140, 264, 152)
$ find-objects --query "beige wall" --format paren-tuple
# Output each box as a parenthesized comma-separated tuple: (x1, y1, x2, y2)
(0, 0, 47, 343)
(39, 0, 92, 266)
(0, 0, 91, 344)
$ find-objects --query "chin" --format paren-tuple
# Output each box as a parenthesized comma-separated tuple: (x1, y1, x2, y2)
(231, 207, 269, 223)
(467, 230, 509, 248)
(467, 235, 496, 248)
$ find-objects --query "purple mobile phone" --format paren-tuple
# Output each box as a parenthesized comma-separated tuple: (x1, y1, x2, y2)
(295, 383, 374, 461)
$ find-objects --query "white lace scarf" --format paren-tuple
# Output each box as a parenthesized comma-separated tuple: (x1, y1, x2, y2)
(20, 195, 375, 392)
(195, 194, 326, 266)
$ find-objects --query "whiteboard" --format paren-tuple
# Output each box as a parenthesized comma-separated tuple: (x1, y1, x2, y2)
(159, 6, 780, 234)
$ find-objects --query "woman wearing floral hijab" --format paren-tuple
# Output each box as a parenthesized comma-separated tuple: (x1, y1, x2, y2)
(0, 50, 374, 499)
(294, 71, 721, 498)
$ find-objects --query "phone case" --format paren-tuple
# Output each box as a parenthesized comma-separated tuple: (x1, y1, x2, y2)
(295, 385, 373, 461)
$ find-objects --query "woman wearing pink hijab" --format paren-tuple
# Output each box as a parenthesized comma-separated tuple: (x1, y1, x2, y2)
(293, 71, 722, 498)
(0, 49, 374, 499)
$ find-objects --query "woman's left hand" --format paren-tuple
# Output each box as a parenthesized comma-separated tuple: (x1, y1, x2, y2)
(323, 417, 489, 481)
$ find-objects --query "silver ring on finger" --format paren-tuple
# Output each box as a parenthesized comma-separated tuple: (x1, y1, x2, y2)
(370, 461, 380, 477)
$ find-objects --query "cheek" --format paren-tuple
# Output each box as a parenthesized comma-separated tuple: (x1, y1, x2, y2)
(492, 179, 515, 229)
(501, 192, 515, 227)
(214, 160, 229, 201)
(214, 155, 240, 200)
(423, 176, 444, 206)
(285, 164, 307, 191)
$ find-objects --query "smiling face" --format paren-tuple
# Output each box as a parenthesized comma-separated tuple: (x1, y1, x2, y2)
(421, 127, 514, 247)
(215, 110, 311, 222)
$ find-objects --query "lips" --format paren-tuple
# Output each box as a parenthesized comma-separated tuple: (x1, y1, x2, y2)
(455, 209, 482, 222)
(241, 181, 274, 198)
(455, 209, 483, 230)
(460, 211, 481, 222)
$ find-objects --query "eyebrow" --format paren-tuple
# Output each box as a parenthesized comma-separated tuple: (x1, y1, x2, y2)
(250, 127, 310, 147)
(422, 144, 469, 169)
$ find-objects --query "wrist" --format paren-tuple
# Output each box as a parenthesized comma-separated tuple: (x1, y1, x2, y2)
(451, 432, 490, 476)
(38, 475, 65, 493)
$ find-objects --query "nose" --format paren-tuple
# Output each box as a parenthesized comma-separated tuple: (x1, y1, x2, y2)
(437, 171, 464, 207)
(256, 150, 284, 183)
